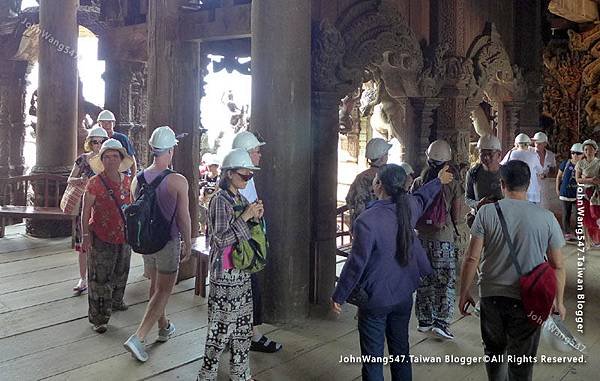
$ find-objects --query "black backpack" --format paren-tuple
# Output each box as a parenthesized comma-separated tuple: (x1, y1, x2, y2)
(124, 169, 175, 254)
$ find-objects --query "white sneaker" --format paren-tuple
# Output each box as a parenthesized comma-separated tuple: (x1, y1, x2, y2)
(157, 322, 176, 342)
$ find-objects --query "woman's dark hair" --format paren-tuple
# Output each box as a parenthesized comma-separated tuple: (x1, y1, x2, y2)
(218, 169, 233, 190)
(377, 164, 413, 266)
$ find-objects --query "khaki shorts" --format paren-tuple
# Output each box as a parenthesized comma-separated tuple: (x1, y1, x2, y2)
(142, 239, 180, 274)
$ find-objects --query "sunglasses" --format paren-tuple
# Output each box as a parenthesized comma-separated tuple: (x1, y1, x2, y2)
(571, 152, 583, 155)
(90, 139, 105, 145)
(235, 171, 254, 181)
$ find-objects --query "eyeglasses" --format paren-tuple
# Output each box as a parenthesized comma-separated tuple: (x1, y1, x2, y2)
(571, 152, 584, 155)
(90, 139, 105, 145)
(235, 171, 254, 181)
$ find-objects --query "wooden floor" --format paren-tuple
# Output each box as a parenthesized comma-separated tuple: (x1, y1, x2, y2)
(0, 224, 598, 381)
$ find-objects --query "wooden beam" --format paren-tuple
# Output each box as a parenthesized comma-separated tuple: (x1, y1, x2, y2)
(98, 23, 147, 62)
(179, 3, 251, 42)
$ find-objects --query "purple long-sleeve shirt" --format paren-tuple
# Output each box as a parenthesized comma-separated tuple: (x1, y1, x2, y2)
(332, 178, 442, 311)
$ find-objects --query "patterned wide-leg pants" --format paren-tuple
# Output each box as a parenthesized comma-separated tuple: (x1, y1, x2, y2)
(199, 269, 253, 381)
(87, 235, 131, 326)
(415, 239, 457, 327)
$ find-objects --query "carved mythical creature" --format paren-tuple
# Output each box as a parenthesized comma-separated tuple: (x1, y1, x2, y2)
(585, 94, 600, 128)
(470, 105, 493, 137)
(339, 88, 361, 133)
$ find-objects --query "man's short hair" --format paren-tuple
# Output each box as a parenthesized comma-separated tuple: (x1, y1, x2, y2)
(500, 160, 530, 192)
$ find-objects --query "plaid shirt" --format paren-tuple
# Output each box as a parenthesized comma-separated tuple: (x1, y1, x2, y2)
(208, 189, 252, 272)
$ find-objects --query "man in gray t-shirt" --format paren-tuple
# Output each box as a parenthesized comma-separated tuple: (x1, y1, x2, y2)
(458, 160, 566, 381)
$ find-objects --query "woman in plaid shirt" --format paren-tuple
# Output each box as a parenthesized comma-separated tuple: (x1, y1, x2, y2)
(199, 148, 264, 381)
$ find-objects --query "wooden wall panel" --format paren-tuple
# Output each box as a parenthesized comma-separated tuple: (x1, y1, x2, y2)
(463, 0, 514, 59)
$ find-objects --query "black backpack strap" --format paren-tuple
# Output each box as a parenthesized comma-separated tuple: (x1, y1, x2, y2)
(494, 201, 522, 275)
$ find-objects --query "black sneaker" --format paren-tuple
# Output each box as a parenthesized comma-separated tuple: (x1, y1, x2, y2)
(417, 322, 433, 333)
(432, 325, 454, 340)
(112, 301, 129, 311)
(93, 324, 107, 334)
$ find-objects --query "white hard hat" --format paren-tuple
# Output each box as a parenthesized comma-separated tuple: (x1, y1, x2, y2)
(477, 135, 501, 150)
(202, 153, 220, 166)
(570, 143, 584, 153)
(221, 148, 260, 170)
(97, 110, 116, 122)
(149, 126, 179, 150)
(232, 131, 265, 151)
(533, 131, 548, 143)
(365, 138, 393, 160)
(86, 125, 108, 139)
(583, 139, 598, 151)
(514, 133, 531, 144)
(399, 162, 414, 176)
(89, 139, 134, 173)
(426, 139, 452, 162)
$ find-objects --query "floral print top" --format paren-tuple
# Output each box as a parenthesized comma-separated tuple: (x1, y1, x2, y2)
(86, 173, 132, 244)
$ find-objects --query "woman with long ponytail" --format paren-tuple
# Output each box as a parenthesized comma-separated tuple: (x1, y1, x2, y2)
(332, 163, 454, 381)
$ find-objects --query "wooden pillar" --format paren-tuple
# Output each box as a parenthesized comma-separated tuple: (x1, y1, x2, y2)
(147, 0, 200, 238)
(104, 60, 149, 168)
(501, 101, 525, 151)
(8, 61, 29, 177)
(310, 91, 338, 307)
(27, 0, 78, 237)
(410, 97, 443, 172)
(34, 0, 78, 176)
(252, 0, 312, 321)
(0, 69, 9, 178)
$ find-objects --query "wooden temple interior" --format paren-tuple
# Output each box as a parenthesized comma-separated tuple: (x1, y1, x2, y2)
(0, 1, 599, 380)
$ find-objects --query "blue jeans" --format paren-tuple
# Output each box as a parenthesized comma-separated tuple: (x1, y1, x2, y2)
(480, 296, 541, 381)
(357, 299, 413, 381)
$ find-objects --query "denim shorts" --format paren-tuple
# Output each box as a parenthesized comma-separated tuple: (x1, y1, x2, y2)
(142, 239, 180, 274)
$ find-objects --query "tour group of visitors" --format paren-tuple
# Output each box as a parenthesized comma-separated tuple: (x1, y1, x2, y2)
(68, 110, 280, 381)
(335, 131, 573, 381)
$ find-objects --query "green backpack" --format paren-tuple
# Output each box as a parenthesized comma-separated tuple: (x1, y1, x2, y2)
(231, 204, 268, 273)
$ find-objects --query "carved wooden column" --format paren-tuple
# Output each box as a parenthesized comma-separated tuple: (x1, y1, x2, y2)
(501, 101, 525, 151)
(147, 0, 200, 237)
(310, 91, 339, 307)
(410, 97, 443, 172)
(8, 61, 29, 177)
(252, 0, 312, 321)
(0, 73, 9, 179)
(104, 60, 149, 168)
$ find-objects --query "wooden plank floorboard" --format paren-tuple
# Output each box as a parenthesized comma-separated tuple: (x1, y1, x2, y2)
(0, 280, 201, 364)
(0, 289, 206, 381)
(0, 255, 144, 296)
(1, 264, 153, 340)
(0, 249, 77, 277)
(0, 243, 70, 264)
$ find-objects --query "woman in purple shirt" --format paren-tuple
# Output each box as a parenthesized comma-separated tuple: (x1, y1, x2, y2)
(332, 164, 453, 381)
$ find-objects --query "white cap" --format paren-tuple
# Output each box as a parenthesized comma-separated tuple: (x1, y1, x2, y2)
(86, 125, 108, 139)
(477, 135, 501, 150)
(149, 126, 179, 150)
(97, 110, 116, 122)
(221, 148, 260, 170)
(232, 131, 265, 151)
(202, 153, 220, 166)
(365, 138, 393, 160)
(89, 139, 134, 173)
(570, 143, 584, 153)
(583, 139, 598, 151)
(514, 133, 531, 144)
(533, 131, 548, 143)
(426, 140, 452, 162)
(399, 162, 414, 176)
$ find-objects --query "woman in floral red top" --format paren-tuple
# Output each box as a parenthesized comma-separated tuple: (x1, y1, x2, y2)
(81, 139, 134, 334)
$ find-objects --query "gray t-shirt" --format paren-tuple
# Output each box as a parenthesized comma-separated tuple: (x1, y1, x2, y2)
(470, 199, 565, 299)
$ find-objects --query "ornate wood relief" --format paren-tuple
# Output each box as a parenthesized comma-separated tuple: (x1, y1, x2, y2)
(543, 26, 600, 157)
